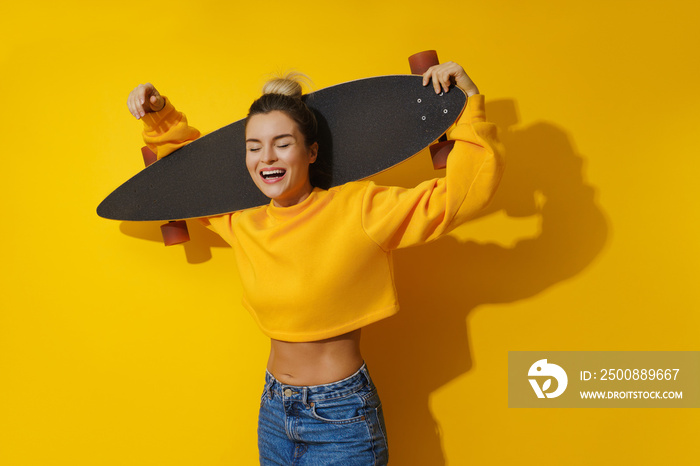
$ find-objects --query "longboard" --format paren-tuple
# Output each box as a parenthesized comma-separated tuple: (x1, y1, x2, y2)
(97, 74, 466, 222)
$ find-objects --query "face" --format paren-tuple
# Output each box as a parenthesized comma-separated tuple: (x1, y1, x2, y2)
(245, 111, 318, 207)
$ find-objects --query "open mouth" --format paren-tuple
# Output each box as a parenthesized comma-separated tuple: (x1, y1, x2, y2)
(260, 168, 287, 183)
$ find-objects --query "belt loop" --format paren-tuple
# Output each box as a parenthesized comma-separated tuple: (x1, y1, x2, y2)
(302, 387, 309, 407)
(361, 363, 372, 387)
(265, 374, 275, 400)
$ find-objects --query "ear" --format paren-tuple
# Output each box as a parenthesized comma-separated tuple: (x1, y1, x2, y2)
(308, 142, 318, 164)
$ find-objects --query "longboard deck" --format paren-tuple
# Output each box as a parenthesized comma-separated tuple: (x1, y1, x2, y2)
(97, 75, 466, 221)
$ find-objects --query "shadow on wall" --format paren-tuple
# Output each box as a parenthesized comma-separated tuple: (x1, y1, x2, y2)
(361, 98, 609, 465)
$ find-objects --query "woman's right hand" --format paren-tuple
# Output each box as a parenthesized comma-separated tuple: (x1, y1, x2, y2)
(127, 83, 165, 120)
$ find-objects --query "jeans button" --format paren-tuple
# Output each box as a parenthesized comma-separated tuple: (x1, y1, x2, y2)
(284, 388, 292, 397)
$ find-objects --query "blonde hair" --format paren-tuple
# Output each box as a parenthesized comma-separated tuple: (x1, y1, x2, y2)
(261, 71, 313, 98)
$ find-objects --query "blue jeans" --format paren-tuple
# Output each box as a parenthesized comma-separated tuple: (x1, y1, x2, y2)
(258, 363, 389, 465)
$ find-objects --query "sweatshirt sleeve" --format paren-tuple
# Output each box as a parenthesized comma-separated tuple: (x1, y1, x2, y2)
(361, 94, 505, 251)
(140, 97, 201, 160)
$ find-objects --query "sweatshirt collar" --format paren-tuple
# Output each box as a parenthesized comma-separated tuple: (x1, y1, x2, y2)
(266, 187, 322, 220)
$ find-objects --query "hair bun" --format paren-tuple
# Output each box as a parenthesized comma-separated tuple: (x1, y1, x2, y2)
(261, 71, 312, 98)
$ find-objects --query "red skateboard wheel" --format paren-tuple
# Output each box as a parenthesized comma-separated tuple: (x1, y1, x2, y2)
(142, 146, 158, 167)
(161, 220, 190, 246)
(408, 50, 440, 75)
(429, 140, 455, 170)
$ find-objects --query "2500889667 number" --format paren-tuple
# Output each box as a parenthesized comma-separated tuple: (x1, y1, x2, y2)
(599, 369, 679, 381)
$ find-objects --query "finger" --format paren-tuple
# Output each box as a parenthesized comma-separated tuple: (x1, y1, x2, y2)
(146, 84, 164, 112)
(150, 94, 164, 112)
(422, 65, 437, 87)
(441, 73, 453, 93)
(139, 83, 153, 104)
(139, 85, 151, 117)
(432, 70, 442, 94)
(126, 94, 133, 118)
(127, 92, 141, 120)
(134, 88, 148, 118)
(430, 69, 446, 94)
(428, 64, 451, 94)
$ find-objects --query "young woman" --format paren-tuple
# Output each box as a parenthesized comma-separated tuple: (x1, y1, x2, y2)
(126, 61, 504, 465)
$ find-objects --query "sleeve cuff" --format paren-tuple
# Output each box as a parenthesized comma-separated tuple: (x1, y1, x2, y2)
(447, 94, 487, 141)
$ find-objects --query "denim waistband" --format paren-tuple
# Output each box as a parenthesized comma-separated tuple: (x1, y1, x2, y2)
(264, 362, 373, 403)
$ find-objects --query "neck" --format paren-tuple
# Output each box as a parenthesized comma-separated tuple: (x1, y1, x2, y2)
(272, 182, 314, 208)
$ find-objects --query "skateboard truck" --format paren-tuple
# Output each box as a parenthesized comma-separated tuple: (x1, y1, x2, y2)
(142, 146, 191, 246)
(408, 50, 456, 170)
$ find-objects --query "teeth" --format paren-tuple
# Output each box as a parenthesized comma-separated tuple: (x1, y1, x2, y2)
(262, 169, 285, 178)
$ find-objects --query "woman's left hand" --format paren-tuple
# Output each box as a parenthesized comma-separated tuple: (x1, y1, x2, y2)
(422, 62, 479, 97)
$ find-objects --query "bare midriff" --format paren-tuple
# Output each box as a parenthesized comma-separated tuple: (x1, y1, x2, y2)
(267, 329, 364, 386)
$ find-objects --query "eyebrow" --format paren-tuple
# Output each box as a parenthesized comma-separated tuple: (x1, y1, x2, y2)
(245, 134, 296, 143)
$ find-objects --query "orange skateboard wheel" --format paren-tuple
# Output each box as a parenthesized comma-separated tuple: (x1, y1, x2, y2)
(408, 50, 440, 75)
(429, 140, 455, 170)
(142, 146, 158, 167)
(161, 220, 190, 246)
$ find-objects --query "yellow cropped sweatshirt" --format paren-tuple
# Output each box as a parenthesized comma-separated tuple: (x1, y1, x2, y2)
(141, 93, 504, 342)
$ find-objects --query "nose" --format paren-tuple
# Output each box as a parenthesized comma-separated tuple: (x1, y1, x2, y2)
(260, 146, 277, 164)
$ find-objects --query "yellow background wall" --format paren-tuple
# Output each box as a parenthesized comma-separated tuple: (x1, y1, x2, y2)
(1, 0, 698, 464)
